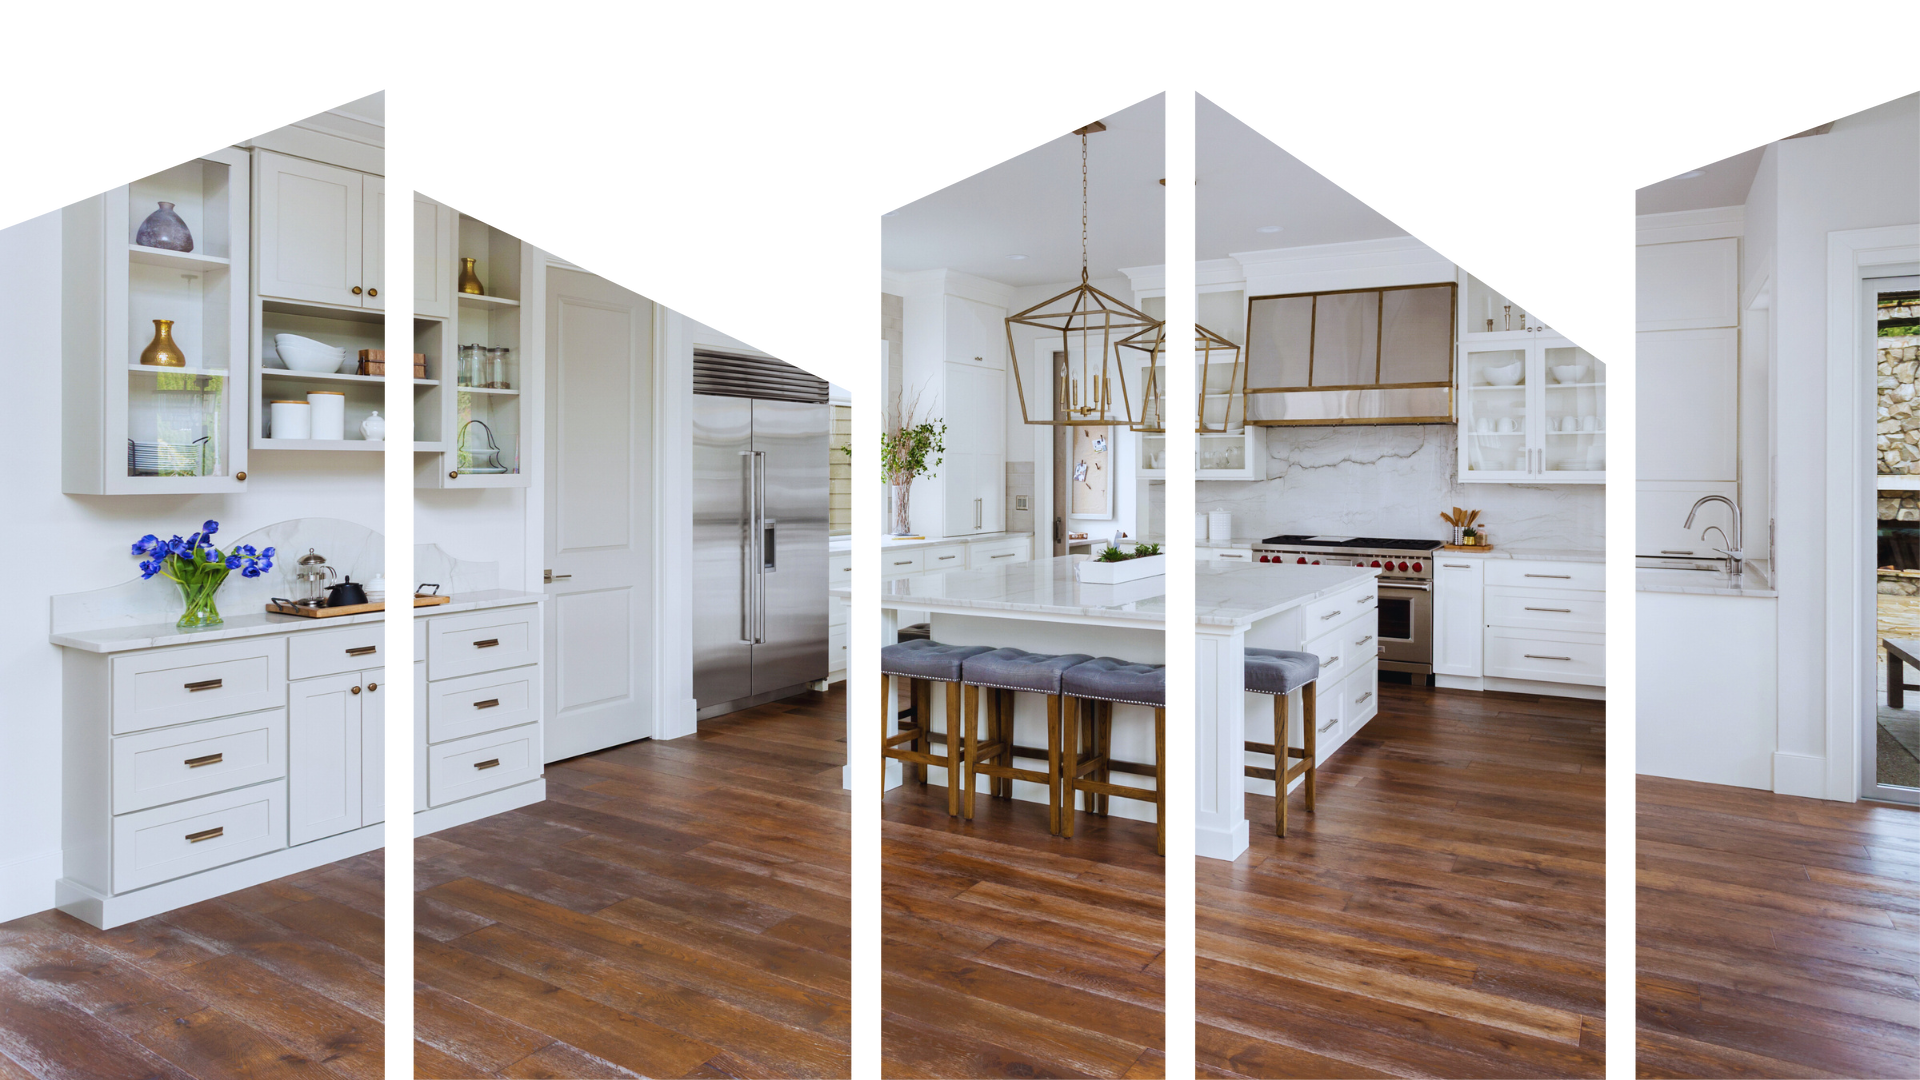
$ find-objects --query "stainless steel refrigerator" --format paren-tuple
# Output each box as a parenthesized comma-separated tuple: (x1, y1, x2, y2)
(691, 351, 830, 719)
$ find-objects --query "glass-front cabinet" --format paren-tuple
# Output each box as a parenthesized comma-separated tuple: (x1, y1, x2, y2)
(415, 204, 530, 489)
(1458, 332, 1605, 483)
(62, 148, 252, 494)
(1459, 251, 1612, 340)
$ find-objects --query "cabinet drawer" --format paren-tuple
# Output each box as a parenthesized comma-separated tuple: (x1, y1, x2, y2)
(427, 606, 539, 681)
(1305, 612, 1381, 685)
(1300, 582, 1376, 636)
(828, 595, 848, 630)
(1485, 587, 1606, 633)
(428, 666, 541, 744)
(828, 552, 852, 583)
(1208, 547, 1255, 564)
(828, 626, 848, 671)
(1484, 626, 1606, 686)
(1486, 559, 1604, 592)
(113, 709, 287, 815)
(112, 639, 287, 735)
(969, 538, 1030, 568)
(1309, 677, 1344, 766)
(923, 544, 968, 571)
(829, 553, 879, 580)
(288, 623, 385, 681)
(429, 724, 542, 807)
(881, 549, 924, 576)
(1341, 660, 1380, 737)
(113, 780, 286, 893)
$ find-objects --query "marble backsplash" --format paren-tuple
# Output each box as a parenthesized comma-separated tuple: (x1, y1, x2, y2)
(1198, 424, 1604, 550)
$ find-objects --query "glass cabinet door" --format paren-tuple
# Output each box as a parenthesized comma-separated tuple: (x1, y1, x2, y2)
(1459, 345, 1531, 479)
(1539, 343, 1604, 478)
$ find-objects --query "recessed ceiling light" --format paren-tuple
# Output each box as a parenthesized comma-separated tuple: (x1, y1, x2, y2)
(1255, 224, 1284, 234)
(1005, 253, 1029, 261)
(1674, 170, 1705, 180)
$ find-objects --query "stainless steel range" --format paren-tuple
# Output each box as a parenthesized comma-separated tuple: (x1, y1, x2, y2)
(1251, 534, 1443, 685)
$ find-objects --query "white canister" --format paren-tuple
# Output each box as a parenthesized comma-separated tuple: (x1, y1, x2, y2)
(307, 391, 345, 441)
(269, 400, 312, 440)
(1195, 513, 1207, 541)
(1208, 509, 1233, 544)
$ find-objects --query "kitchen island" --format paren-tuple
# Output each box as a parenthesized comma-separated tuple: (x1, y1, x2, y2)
(841, 554, 1379, 860)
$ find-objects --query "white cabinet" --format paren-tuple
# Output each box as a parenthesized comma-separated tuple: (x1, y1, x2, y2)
(415, 208, 532, 489)
(698, 216, 833, 359)
(415, 602, 544, 820)
(944, 295, 1006, 369)
(1638, 328, 1737, 482)
(254, 150, 382, 308)
(900, 281, 1009, 537)
(287, 669, 381, 846)
(413, 660, 429, 813)
(361, 666, 385, 827)
(1432, 557, 1485, 678)
(1458, 331, 1606, 484)
(414, 194, 456, 318)
(1482, 560, 1605, 689)
(1639, 480, 1738, 559)
(1637, 238, 1739, 331)
(943, 360, 1006, 535)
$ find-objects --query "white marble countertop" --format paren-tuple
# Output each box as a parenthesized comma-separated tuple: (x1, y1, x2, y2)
(1424, 546, 1606, 563)
(880, 531, 1032, 551)
(51, 590, 544, 654)
(846, 554, 1374, 629)
(1638, 560, 1776, 598)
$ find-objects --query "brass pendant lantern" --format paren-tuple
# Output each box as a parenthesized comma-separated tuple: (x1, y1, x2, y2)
(1120, 321, 1246, 433)
(1005, 122, 1160, 426)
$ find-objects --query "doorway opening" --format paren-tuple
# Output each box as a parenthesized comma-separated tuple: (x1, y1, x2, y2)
(1870, 277, 1920, 802)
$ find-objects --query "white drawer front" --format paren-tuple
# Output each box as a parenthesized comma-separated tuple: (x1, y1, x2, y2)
(923, 544, 968, 571)
(1300, 581, 1377, 637)
(1310, 677, 1344, 765)
(427, 606, 539, 681)
(429, 724, 542, 807)
(1485, 587, 1607, 634)
(113, 780, 286, 893)
(881, 549, 925, 576)
(1484, 626, 1606, 686)
(112, 639, 287, 735)
(112, 709, 287, 815)
(413, 617, 428, 656)
(428, 665, 541, 744)
(828, 626, 848, 671)
(1342, 660, 1381, 736)
(1306, 612, 1382, 684)
(829, 553, 879, 580)
(1209, 547, 1255, 564)
(968, 538, 1030, 569)
(1487, 559, 1605, 593)
(288, 623, 385, 681)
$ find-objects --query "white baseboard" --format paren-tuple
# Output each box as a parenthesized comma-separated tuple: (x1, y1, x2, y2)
(1435, 675, 1485, 691)
(1197, 818, 1250, 862)
(413, 779, 547, 837)
(0, 850, 62, 925)
(1433, 674, 1605, 700)
(658, 696, 699, 740)
(1773, 752, 1828, 799)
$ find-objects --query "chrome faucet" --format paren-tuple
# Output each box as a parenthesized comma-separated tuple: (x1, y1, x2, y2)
(1684, 495, 1743, 578)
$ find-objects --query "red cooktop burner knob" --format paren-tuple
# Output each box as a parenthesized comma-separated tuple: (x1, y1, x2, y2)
(1370, 559, 1382, 567)
(1258, 555, 1270, 562)
(1297, 557, 1307, 564)
(1398, 561, 1410, 571)
(1413, 561, 1423, 572)
(1311, 559, 1321, 565)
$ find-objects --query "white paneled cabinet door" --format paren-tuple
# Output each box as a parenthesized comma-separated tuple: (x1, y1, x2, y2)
(288, 671, 363, 846)
(943, 359, 1005, 535)
(1432, 558, 1485, 678)
(760, 239, 829, 357)
(360, 175, 449, 315)
(1636, 328, 1737, 482)
(255, 150, 365, 308)
(1636, 238, 1739, 331)
(359, 657, 426, 822)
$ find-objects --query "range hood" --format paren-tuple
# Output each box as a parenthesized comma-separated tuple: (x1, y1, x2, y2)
(1242, 281, 1456, 426)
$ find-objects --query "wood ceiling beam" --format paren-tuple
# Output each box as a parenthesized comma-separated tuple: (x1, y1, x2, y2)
(1774, 87, 1850, 138)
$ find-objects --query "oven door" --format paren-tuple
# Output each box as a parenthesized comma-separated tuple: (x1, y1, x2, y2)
(1376, 582, 1433, 676)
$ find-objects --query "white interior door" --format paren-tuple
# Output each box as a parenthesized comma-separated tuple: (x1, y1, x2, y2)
(543, 268, 656, 761)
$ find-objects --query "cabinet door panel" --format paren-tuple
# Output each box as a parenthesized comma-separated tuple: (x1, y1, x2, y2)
(1432, 558, 1485, 678)
(360, 175, 449, 315)
(1637, 328, 1736, 481)
(760, 239, 829, 357)
(255, 151, 364, 307)
(288, 672, 362, 846)
(1637, 239, 1738, 331)
(359, 657, 426, 822)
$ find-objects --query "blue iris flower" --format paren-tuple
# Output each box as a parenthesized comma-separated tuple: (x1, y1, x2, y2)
(241, 565, 261, 578)
(168, 537, 189, 557)
(203, 520, 219, 536)
(204, 547, 220, 563)
(240, 545, 257, 557)
(261, 547, 276, 559)
(131, 534, 159, 555)
(138, 559, 159, 580)
(225, 555, 242, 570)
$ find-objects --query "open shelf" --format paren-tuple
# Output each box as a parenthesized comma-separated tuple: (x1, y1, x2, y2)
(128, 244, 230, 272)
(457, 293, 520, 308)
(127, 364, 229, 378)
(259, 368, 439, 387)
(457, 385, 519, 395)
(254, 438, 387, 452)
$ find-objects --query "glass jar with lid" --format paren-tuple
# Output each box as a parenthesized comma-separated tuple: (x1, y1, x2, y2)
(485, 346, 511, 389)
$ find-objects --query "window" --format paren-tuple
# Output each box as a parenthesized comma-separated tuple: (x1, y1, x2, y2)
(829, 403, 852, 536)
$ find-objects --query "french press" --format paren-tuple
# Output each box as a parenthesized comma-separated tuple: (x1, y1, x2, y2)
(294, 548, 336, 607)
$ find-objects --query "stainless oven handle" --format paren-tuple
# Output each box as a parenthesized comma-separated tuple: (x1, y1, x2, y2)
(1377, 582, 1432, 592)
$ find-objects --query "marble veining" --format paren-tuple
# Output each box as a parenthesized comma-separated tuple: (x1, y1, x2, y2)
(851, 554, 1374, 628)
(1199, 424, 1604, 550)
(54, 518, 503, 634)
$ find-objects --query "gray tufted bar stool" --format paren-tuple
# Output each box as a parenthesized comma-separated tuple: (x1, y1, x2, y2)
(958, 648, 1094, 833)
(1242, 648, 1321, 837)
(881, 639, 994, 817)
(1059, 657, 1167, 856)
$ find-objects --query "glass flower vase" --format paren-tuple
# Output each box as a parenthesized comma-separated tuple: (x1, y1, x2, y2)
(892, 481, 913, 535)
(176, 581, 224, 628)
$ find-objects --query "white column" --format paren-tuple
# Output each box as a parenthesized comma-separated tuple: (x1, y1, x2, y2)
(840, 595, 898, 791)
(1194, 623, 1249, 860)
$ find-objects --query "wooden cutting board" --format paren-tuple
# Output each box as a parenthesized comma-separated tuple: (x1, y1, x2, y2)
(266, 594, 454, 618)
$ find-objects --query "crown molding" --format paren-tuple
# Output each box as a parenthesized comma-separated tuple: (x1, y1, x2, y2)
(1637, 205, 1744, 245)
(1118, 258, 1244, 298)
(1230, 235, 1453, 295)
(890, 267, 1016, 308)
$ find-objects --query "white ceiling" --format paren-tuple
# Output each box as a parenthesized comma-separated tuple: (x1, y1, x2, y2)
(405, 86, 1781, 286)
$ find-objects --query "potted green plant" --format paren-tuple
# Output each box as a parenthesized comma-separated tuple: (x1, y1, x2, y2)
(1076, 540, 1167, 584)
(876, 389, 946, 536)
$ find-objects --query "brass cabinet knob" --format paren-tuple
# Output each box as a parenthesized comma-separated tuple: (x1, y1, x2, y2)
(367, 288, 377, 297)
(352, 285, 363, 295)
(235, 471, 247, 481)
(366, 682, 378, 692)
(449, 470, 459, 479)
(351, 685, 361, 694)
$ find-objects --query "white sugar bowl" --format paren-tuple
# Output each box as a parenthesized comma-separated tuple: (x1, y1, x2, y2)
(359, 410, 386, 441)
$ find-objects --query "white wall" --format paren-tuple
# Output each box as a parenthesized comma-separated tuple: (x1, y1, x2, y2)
(0, 88, 698, 922)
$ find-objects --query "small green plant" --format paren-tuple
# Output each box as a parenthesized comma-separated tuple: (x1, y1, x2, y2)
(1096, 544, 1131, 562)
(1132, 542, 1161, 557)
(1095, 542, 1162, 562)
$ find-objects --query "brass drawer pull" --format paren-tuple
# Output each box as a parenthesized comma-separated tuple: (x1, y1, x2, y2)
(1525, 654, 1573, 661)
(1318, 717, 1337, 733)
(473, 639, 499, 648)
(936, 554, 957, 561)
(891, 560, 913, 566)
(1524, 573, 1572, 579)
(1355, 634, 1373, 646)
(184, 753, 223, 768)
(1357, 690, 1373, 703)
(990, 553, 1014, 559)
(185, 826, 224, 843)
(366, 682, 377, 692)
(1525, 606, 1572, 613)
(473, 698, 500, 709)
(474, 758, 501, 770)
(1660, 549, 1694, 555)
(1443, 563, 1471, 568)
(346, 645, 377, 656)
(1319, 610, 1341, 620)
(184, 678, 223, 692)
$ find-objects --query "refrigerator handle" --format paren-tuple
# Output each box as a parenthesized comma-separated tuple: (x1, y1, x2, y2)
(754, 450, 769, 644)
(740, 450, 756, 643)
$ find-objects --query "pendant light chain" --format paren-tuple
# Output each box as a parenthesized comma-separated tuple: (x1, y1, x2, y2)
(1080, 133, 1089, 284)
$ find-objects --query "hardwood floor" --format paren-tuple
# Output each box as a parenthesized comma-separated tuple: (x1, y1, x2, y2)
(36, 684, 1914, 1078)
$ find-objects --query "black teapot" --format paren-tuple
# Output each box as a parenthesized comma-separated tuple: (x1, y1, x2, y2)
(325, 577, 369, 607)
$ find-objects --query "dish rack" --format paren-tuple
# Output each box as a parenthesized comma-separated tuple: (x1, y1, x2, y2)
(128, 437, 210, 477)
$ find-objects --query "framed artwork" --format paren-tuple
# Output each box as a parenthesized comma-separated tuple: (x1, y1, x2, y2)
(1069, 424, 1112, 519)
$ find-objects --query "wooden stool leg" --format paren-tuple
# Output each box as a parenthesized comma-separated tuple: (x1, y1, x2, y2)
(916, 680, 931, 785)
(1062, 695, 1079, 838)
(1304, 681, 1318, 814)
(962, 683, 980, 820)
(880, 672, 892, 802)
(1096, 701, 1112, 817)
(1276, 692, 1289, 838)
(1154, 706, 1166, 857)
(1046, 692, 1062, 835)
(999, 690, 1015, 799)
(945, 681, 962, 817)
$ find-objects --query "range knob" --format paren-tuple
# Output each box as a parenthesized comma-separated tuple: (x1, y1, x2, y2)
(1258, 555, 1270, 562)
(1398, 561, 1410, 572)
(1311, 559, 1321, 565)
(1370, 559, 1382, 568)
(1412, 561, 1423, 572)
(1297, 557, 1307, 564)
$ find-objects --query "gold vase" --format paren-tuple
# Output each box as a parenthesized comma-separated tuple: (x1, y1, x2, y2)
(458, 257, 484, 295)
(139, 319, 186, 367)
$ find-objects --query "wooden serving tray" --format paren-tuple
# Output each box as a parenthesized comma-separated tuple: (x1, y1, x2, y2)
(1440, 543, 1492, 552)
(266, 594, 453, 618)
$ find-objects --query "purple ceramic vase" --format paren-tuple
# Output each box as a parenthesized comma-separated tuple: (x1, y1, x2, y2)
(135, 202, 194, 252)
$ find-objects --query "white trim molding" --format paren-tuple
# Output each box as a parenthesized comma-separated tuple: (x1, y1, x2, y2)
(1637, 205, 1745, 246)
(1231, 236, 1453, 296)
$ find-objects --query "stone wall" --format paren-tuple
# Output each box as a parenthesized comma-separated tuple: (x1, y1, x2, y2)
(1875, 296, 1919, 473)
(1877, 492, 1920, 595)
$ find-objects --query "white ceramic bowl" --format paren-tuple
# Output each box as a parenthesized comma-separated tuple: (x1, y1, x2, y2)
(1550, 364, 1589, 384)
(1483, 361, 1524, 386)
(275, 333, 348, 373)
